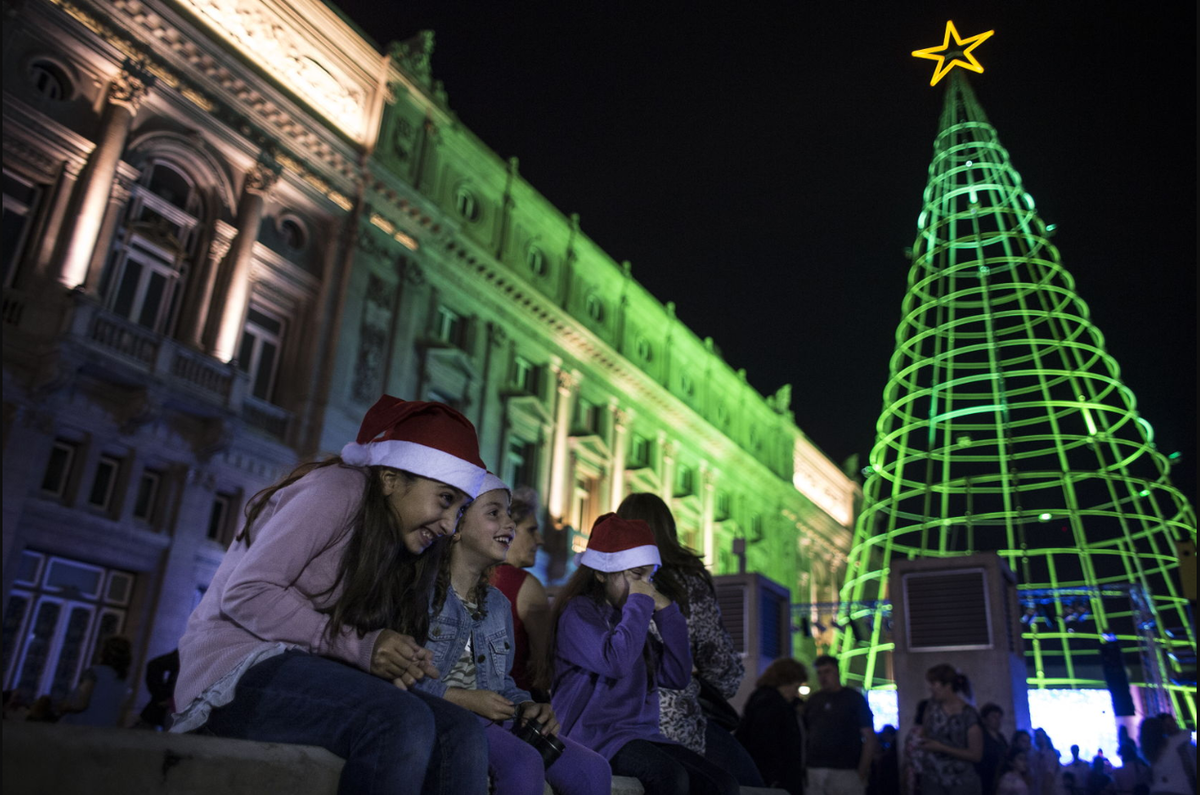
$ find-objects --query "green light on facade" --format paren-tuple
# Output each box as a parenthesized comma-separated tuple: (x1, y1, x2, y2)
(837, 70, 1198, 725)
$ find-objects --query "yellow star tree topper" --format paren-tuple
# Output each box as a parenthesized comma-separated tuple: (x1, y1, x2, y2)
(912, 20, 995, 86)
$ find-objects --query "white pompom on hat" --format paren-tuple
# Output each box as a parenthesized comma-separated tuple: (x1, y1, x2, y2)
(579, 513, 661, 573)
(341, 396, 487, 497)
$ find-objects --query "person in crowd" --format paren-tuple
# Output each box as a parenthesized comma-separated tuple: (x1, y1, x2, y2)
(1111, 737, 1151, 795)
(417, 473, 609, 795)
(976, 703, 1009, 795)
(996, 749, 1033, 795)
(735, 656, 808, 795)
(1081, 757, 1114, 795)
(136, 648, 180, 730)
(58, 635, 132, 727)
(870, 724, 901, 795)
(915, 664, 982, 795)
(548, 513, 738, 795)
(1030, 728, 1063, 795)
(172, 397, 492, 795)
(1012, 731, 1033, 757)
(804, 654, 875, 795)
(490, 487, 551, 698)
(1065, 745, 1090, 791)
(1138, 714, 1195, 795)
(616, 492, 761, 785)
(903, 699, 932, 795)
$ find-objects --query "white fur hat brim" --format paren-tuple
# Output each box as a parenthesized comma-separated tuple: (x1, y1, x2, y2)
(341, 439, 487, 497)
(579, 545, 662, 573)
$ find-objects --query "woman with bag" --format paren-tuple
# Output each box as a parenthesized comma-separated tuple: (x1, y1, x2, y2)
(616, 493, 764, 786)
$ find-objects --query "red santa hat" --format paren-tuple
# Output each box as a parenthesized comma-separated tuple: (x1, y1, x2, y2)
(341, 396, 487, 497)
(580, 513, 661, 573)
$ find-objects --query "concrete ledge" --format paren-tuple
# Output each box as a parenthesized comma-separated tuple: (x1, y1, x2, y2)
(2, 721, 786, 795)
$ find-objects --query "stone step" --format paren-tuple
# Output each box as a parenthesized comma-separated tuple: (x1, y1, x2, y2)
(2, 721, 786, 795)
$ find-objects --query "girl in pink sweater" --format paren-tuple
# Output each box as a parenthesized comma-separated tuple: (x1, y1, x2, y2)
(174, 397, 492, 795)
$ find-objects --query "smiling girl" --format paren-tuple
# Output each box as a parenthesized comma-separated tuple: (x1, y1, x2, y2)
(173, 397, 491, 795)
(417, 474, 610, 795)
(548, 514, 739, 795)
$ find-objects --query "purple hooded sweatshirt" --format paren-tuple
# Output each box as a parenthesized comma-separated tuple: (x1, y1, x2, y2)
(551, 592, 692, 761)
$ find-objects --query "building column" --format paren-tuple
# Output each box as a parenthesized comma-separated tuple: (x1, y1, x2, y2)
(203, 159, 278, 362)
(55, 62, 151, 289)
(701, 464, 716, 569)
(177, 222, 235, 349)
(80, 170, 135, 295)
(608, 406, 631, 511)
(659, 436, 676, 505)
(546, 364, 579, 525)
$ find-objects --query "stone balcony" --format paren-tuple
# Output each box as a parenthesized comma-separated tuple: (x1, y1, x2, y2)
(2, 286, 293, 443)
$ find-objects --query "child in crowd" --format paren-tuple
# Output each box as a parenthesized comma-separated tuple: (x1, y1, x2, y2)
(548, 513, 739, 795)
(996, 749, 1032, 795)
(416, 473, 610, 795)
(173, 397, 491, 795)
(490, 487, 551, 698)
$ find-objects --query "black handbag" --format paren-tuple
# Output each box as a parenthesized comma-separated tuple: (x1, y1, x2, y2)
(696, 677, 740, 732)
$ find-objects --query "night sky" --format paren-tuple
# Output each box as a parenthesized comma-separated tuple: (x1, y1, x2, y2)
(334, 1, 1196, 501)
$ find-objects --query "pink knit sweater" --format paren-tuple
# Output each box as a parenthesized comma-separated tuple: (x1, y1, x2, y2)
(175, 465, 383, 711)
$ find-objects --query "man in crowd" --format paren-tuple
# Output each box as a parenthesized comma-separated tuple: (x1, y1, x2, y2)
(804, 654, 876, 795)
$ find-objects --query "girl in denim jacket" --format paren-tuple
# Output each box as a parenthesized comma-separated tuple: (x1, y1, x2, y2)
(415, 473, 610, 795)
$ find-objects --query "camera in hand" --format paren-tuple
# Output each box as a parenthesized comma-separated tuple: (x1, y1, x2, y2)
(511, 711, 565, 768)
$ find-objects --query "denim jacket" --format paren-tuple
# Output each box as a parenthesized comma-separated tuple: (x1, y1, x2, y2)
(415, 584, 531, 706)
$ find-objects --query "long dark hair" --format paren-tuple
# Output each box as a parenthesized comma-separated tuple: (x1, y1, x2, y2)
(237, 457, 445, 644)
(98, 636, 132, 680)
(616, 492, 711, 616)
(545, 563, 658, 690)
(432, 535, 494, 620)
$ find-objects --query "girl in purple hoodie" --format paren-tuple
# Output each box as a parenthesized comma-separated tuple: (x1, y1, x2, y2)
(547, 514, 739, 795)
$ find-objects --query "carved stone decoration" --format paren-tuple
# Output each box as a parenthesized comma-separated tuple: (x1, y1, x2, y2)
(108, 60, 155, 111)
(389, 31, 434, 87)
(556, 368, 578, 395)
(115, 388, 162, 435)
(244, 157, 281, 196)
(351, 274, 396, 404)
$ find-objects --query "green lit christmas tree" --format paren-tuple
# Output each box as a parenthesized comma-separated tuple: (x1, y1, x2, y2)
(836, 24, 1197, 724)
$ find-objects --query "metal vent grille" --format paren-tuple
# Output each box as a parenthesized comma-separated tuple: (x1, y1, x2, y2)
(904, 569, 992, 651)
(715, 582, 747, 654)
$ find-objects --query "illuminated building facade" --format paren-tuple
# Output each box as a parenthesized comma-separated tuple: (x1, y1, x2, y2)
(836, 62, 1197, 724)
(2, 0, 858, 710)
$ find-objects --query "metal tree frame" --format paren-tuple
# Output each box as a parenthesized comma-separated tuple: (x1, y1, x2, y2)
(836, 70, 1197, 724)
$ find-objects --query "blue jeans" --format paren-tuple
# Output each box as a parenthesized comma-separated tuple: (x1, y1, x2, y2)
(201, 651, 488, 795)
(610, 739, 739, 795)
(704, 719, 765, 786)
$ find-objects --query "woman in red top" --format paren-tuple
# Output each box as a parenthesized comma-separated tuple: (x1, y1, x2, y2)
(490, 487, 551, 696)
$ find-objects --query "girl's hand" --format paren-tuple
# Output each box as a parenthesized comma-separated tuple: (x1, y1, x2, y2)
(445, 688, 516, 721)
(517, 701, 561, 737)
(625, 571, 671, 611)
(371, 629, 439, 689)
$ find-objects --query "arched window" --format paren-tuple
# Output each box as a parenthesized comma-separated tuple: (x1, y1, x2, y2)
(100, 160, 202, 333)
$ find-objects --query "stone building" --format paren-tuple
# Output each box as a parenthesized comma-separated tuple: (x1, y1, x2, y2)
(1, 0, 857, 715)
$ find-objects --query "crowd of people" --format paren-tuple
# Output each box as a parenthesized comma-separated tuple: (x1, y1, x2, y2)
(3, 396, 1195, 795)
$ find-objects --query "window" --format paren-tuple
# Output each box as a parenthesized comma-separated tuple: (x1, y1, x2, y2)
(2, 551, 132, 701)
(2, 171, 41, 286)
(434, 305, 463, 347)
(132, 469, 162, 523)
(675, 465, 694, 497)
(100, 161, 201, 333)
(635, 337, 653, 362)
(585, 294, 605, 323)
(87, 455, 122, 511)
(505, 437, 538, 491)
(628, 434, 651, 468)
(573, 397, 597, 435)
(716, 491, 732, 521)
(279, 217, 306, 251)
(40, 440, 77, 497)
(512, 356, 539, 393)
(207, 493, 233, 544)
(454, 186, 479, 222)
(237, 304, 286, 402)
(750, 514, 765, 543)
(527, 246, 547, 277)
(28, 60, 69, 101)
